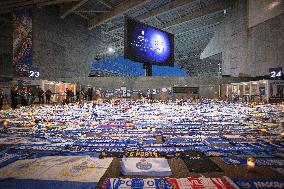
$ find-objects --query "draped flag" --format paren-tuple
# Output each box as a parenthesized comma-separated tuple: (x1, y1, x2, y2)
(102, 178, 172, 189)
(166, 177, 235, 189)
(222, 158, 284, 167)
(0, 156, 113, 189)
(120, 158, 172, 177)
(101, 177, 236, 189)
(12, 8, 33, 77)
(233, 179, 284, 189)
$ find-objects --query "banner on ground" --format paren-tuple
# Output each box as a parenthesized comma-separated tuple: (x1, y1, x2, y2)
(183, 155, 222, 173)
(0, 152, 25, 169)
(101, 177, 235, 189)
(0, 156, 112, 182)
(101, 178, 172, 189)
(166, 177, 235, 189)
(124, 150, 159, 158)
(120, 158, 172, 177)
(233, 179, 284, 189)
(222, 158, 284, 167)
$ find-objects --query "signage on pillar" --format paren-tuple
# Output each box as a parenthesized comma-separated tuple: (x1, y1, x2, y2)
(269, 67, 282, 78)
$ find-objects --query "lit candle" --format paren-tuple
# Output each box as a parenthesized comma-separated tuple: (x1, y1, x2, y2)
(3, 120, 8, 126)
(260, 128, 267, 132)
(247, 157, 255, 170)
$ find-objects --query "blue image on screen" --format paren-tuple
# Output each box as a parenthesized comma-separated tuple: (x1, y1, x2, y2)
(130, 26, 171, 63)
(125, 18, 174, 66)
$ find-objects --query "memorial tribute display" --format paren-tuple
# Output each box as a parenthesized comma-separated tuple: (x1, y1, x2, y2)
(0, 99, 283, 188)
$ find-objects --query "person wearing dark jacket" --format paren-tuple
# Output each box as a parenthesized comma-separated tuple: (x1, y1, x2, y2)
(76, 90, 81, 102)
(65, 88, 74, 104)
(20, 87, 29, 106)
(38, 88, 44, 104)
(0, 88, 4, 110)
(27, 87, 33, 105)
(87, 88, 93, 101)
(45, 89, 52, 104)
(11, 85, 19, 109)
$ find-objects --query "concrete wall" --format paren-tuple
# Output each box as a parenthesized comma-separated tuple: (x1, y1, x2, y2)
(200, 0, 248, 77)
(0, 16, 13, 79)
(201, 0, 284, 77)
(0, 24, 11, 55)
(32, 7, 100, 82)
(88, 76, 248, 88)
(86, 76, 251, 98)
(247, 13, 284, 77)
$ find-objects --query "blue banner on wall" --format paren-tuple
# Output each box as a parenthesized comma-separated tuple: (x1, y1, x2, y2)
(12, 8, 33, 77)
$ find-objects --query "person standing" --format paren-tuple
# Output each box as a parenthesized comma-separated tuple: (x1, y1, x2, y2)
(20, 87, 28, 106)
(65, 88, 73, 104)
(68, 89, 74, 103)
(76, 89, 81, 102)
(38, 88, 44, 104)
(87, 88, 93, 101)
(45, 89, 52, 104)
(83, 90, 88, 100)
(27, 87, 33, 105)
(0, 88, 4, 110)
(11, 85, 19, 109)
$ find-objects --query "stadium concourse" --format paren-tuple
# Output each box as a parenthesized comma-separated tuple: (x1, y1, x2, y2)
(0, 0, 284, 188)
(0, 99, 283, 188)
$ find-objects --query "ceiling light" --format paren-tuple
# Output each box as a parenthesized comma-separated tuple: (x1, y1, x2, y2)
(268, 0, 280, 10)
(108, 47, 115, 53)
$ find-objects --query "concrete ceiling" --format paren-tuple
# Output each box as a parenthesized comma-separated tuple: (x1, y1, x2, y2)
(90, 0, 233, 76)
(0, 0, 234, 76)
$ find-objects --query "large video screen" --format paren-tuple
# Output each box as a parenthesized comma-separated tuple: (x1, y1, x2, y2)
(124, 17, 174, 66)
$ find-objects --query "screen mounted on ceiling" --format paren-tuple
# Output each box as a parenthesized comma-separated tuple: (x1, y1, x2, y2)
(124, 17, 174, 66)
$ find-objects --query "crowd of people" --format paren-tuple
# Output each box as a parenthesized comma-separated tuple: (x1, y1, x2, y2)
(9, 85, 55, 109)
(0, 85, 95, 110)
(63, 88, 93, 104)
